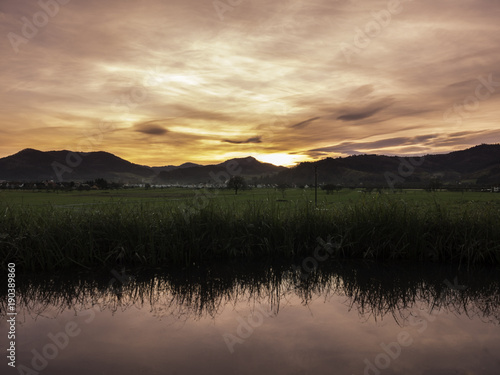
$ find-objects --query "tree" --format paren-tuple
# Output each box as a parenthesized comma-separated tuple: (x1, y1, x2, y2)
(94, 178, 108, 189)
(276, 183, 288, 199)
(321, 184, 336, 195)
(227, 176, 247, 195)
(427, 178, 442, 192)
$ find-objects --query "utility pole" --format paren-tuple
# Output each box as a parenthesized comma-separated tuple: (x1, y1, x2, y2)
(314, 165, 318, 207)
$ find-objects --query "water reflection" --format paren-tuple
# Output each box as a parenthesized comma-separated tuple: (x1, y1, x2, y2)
(2, 261, 500, 375)
(4, 261, 500, 324)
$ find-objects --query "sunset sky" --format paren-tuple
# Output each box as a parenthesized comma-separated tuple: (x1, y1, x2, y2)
(1, 0, 500, 166)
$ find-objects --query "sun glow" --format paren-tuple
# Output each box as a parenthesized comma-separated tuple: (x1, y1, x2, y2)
(255, 153, 306, 167)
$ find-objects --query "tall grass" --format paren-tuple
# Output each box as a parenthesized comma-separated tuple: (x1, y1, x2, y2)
(1, 195, 500, 271)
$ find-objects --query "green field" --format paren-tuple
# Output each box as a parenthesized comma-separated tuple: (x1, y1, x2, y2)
(2, 187, 500, 208)
(1, 188, 500, 271)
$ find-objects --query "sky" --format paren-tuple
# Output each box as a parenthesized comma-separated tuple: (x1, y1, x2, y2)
(1, 0, 500, 167)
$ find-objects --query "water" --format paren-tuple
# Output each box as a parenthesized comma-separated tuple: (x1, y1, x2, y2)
(2, 261, 500, 375)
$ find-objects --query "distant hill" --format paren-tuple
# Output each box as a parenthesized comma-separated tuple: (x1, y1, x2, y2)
(272, 144, 500, 187)
(0, 148, 155, 182)
(0, 144, 499, 186)
(151, 162, 201, 173)
(154, 156, 287, 185)
(0, 150, 285, 184)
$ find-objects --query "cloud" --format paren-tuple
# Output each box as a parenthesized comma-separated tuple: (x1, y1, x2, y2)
(310, 137, 414, 155)
(1, 0, 500, 165)
(336, 104, 389, 122)
(222, 136, 262, 144)
(304, 129, 500, 158)
(134, 121, 168, 136)
(290, 117, 321, 129)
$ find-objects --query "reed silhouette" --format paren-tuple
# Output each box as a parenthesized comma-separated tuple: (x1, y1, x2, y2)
(2, 261, 499, 326)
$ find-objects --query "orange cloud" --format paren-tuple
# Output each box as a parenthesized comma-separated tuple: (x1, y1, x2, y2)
(1, 0, 500, 166)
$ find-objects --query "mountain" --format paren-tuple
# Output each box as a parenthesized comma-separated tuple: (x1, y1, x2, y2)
(151, 162, 201, 173)
(154, 156, 287, 185)
(0, 150, 285, 184)
(271, 144, 500, 187)
(1, 144, 499, 186)
(0, 148, 155, 182)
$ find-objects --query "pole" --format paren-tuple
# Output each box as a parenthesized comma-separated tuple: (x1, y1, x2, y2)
(314, 165, 318, 207)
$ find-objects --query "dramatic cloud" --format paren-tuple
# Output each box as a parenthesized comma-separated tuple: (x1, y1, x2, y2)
(135, 121, 169, 135)
(1, 0, 500, 166)
(306, 129, 500, 158)
(222, 136, 262, 144)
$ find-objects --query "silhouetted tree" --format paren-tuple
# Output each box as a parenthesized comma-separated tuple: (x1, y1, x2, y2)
(227, 176, 247, 195)
(277, 183, 288, 199)
(321, 184, 336, 195)
(94, 178, 108, 189)
(427, 178, 442, 192)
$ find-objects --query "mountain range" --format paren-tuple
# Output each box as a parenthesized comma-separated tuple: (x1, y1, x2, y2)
(0, 144, 499, 186)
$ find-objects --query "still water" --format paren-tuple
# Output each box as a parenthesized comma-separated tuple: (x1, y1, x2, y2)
(2, 261, 500, 375)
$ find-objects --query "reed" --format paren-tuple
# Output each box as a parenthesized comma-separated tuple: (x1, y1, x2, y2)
(1, 195, 499, 271)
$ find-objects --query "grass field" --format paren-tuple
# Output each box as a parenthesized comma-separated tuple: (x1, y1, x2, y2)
(2, 187, 500, 208)
(1, 188, 500, 271)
